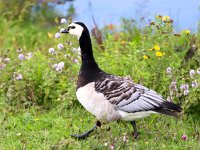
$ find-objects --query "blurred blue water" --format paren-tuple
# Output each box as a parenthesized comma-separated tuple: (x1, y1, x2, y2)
(56, 0, 200, 32)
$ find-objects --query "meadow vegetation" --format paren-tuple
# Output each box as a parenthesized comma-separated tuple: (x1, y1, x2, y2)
(0, 1, 200, 149)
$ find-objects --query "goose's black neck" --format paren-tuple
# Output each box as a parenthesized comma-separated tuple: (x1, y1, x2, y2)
(77, 27, 104, 89)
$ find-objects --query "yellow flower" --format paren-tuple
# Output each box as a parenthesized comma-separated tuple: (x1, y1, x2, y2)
(121, 40, 126, 45)
(143, 55, 149, 59)
(181, 29, 190, 34)
(34, 118, 39, 121)
(156, 51, 164, 57)
(162, 16, 170, 21)
(145, 141, 149, 144)
(154, 44, 160, 50)
(156, 15, 162, 19)
(48, 32, 53, 39)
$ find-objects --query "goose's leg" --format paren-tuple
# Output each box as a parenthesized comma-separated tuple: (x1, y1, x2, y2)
(71, 120, 101, 139)
(131, 121, 139, 138)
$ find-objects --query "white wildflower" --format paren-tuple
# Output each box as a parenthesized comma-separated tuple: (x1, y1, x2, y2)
(197, 68, 200, 75)
(48, 48, 55, 54)
(166, 67, 172, 75)
(55, 67, 62, 73)
(57, 43, 64, 50)
(72, 48, 78, 53)
(26, 52, 33, 60)
(183, 90, 189, 96)
(72, 59, 79, 64)
(55, 32, 61, 38)
(60, 18, 67, 24)
(189, 69, 195, 78)
(16, 48, 23, 53)
(4, 58, 10, 63)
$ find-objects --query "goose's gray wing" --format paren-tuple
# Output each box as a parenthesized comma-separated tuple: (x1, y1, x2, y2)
(94, 76, 181, 115)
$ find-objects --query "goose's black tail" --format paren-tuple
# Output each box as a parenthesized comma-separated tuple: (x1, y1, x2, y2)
(155, 101, 182, 117)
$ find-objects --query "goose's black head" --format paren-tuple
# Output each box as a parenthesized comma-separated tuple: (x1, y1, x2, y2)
(61, 21, 89, 40)
(61, 21, 93, 61)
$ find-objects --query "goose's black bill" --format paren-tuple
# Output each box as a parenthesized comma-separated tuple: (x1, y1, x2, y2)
(61, 29, 69, 33)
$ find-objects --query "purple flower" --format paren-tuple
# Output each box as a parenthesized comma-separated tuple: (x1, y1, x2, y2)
(57, 43, 64, 50)
(180, 84, 189, 91)
(166, 67, 172, 75)
(181, 134, 187, 140)
(4, 58, 10, 63)
(60, 18, 67, 24)
(13, 72, 23, 80)
(48, 48, 55, 54)
(58, 62, 65, 69)
(52, 64, 58, 69)
(18, 54, 25, 60)
(189, 69, 195, 78)
(0, 63, 6, 70)
(191, 80, 198, 87)
(55, 32, 61, 38)
(183, 90, 189, 96)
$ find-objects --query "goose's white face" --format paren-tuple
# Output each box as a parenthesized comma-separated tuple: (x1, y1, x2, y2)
(67, 22, 84, 39)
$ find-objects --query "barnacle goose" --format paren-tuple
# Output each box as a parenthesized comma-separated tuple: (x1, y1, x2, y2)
(61, 22, 182, 139)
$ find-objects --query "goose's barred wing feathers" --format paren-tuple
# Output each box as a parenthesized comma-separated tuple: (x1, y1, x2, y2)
(94, 75, 182, 116)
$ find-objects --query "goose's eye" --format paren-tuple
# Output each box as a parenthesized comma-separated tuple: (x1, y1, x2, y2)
(71, 26, 75, 29)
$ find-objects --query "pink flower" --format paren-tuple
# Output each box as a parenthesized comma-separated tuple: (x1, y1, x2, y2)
(110, 144, 114, 150)
(181, 134, 187, 140)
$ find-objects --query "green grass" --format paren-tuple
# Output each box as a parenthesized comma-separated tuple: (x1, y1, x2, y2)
(0, 101, 200, 150)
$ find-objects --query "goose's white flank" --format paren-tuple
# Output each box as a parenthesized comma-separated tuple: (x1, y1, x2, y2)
(61, 22, 182, 139)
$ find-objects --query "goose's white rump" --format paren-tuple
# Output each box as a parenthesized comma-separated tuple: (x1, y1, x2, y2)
(76, 82, 158, 122)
